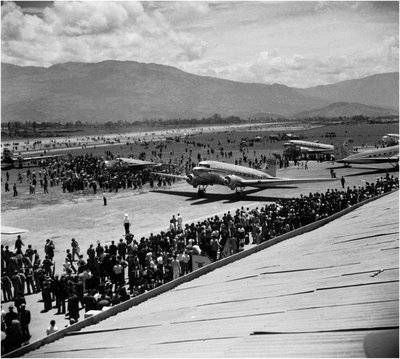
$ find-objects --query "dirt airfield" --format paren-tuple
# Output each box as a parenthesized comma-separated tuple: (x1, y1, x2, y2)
(1, 122, 398, 342)
(2, 122, 398, 269)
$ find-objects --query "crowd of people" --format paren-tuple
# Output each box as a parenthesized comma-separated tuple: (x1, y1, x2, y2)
(2, 136, 295, 197)
(1, 172, 398, 354)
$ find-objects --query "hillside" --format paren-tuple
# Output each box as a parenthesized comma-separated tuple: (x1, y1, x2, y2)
(298, 72, 399, 110)
(1, 61, 398, 123)
(293, 102, 399, 119)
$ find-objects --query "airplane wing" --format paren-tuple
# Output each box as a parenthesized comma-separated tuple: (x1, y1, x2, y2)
(151, 172, 190, 181)
(1, 226, 29, 235)
(368, 156, 399, 163)
(299, 147, 331, 154)
(339, 156, 399, 165)
(19, 154, 62, 162)
(225, 176, 338, 189)
(118, 157, 158, 166)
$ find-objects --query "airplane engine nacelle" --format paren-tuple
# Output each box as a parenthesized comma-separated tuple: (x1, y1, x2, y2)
(223, 175, 242, 189)
(187, 174, 199, 188)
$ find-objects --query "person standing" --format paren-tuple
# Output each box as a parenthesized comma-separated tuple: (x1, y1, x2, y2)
(4, 306, 19, 329)
(17, 269, 26, 297)
(2, 273, 13, 302)
(177, 213, 183, 231)
(25, 267, 36, 294)
(112, 260, 124, 289)
(210, 237, 221, 262)
(5, 319, 23, 352)
(117, 239, 127, 260)
(11, 270, 23, 299)
(18, 304, 31, 343)
(103, 192, 107, 206)
(123, 214, 130, 235)
(44, 239, 55, 261)
(41, 275, 53, 312)
(15, 235, 24, 253)
(86, 244, 96, 270)
(109, 241, 118, 257)
(71, 238, 79, 262)
(170, 215, 177, 232)
(67, 292, 80, 322)
(341, 176, 346, 189)
(25, 245, 34, 263)
(13, 183, 18, 196)
(171, 255, 181, 280)
(42, 256, 54, 276)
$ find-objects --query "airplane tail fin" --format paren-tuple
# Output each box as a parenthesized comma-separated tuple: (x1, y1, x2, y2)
(334, 138, 353, 160)
(261, 158, 277, 177)
(2, 148, 13, 163)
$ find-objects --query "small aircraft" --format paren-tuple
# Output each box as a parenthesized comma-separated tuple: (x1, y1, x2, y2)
(1, 148, 62, 170)
(104, 157, 162, 171)
(153, 159, 337, 196)
(284, 140, 334, 154)
(334, 141, 399, 168)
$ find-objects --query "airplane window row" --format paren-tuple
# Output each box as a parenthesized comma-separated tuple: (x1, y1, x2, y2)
(369, 151, 394, 158)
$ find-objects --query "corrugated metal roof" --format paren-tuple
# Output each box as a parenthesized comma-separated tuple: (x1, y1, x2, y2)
(26, 192, 399, 357)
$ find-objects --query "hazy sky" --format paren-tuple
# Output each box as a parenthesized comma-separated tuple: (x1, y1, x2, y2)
(1, 1, 399, 87)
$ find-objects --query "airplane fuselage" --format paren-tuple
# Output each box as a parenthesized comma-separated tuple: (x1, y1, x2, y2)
(192, 160, 275, 185)
(336, 145, 399, 165)
(285, 140, 334, 153)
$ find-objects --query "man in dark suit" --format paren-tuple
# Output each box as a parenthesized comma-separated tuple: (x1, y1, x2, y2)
(67, 292, 80, 322)
(18, 303, 31, 343)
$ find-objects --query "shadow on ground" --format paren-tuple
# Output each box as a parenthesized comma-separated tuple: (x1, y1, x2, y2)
(152, 188, 293, 205)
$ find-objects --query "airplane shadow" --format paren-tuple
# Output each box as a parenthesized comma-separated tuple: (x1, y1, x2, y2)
(152, 188, 292, 205)
(340, 167, 399, 178)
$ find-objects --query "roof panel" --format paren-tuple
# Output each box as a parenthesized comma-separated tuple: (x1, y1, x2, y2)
(26, 192, 399, 357)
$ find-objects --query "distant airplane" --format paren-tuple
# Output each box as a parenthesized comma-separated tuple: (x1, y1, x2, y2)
(153, 159, 337, 196)
(382, 133, 399, 146)
(104, 157, 162, 171)
(284, 140, 334, 154)
(334, 141, 399, 168)
(1, 226, 29, 235)
(1, 148, 62, 170)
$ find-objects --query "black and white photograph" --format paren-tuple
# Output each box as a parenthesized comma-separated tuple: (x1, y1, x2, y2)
(1, 1, 399, 357)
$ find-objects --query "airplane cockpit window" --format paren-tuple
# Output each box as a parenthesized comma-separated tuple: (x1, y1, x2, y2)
(198, 163, 210, 168)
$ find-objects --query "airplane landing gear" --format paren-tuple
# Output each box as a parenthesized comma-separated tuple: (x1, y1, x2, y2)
(235, 186, 245, 197)
(197, 185, 208, 197)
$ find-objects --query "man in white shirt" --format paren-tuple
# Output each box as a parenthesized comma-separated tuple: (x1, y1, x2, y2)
(177, 213, 183, 231)
(46, 320, 58, 336)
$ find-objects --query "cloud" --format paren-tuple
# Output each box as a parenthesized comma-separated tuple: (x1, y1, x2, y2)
(1, 1, 398, 87)
(1, 1, 206, 67)
(247, 38, 399, 87)
(183, 36, 399, 88)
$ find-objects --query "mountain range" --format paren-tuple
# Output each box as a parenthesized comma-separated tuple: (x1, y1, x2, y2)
(1, 60, 398, 123)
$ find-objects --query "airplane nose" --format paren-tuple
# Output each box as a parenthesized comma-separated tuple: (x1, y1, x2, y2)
(192, 167, 201, 176)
